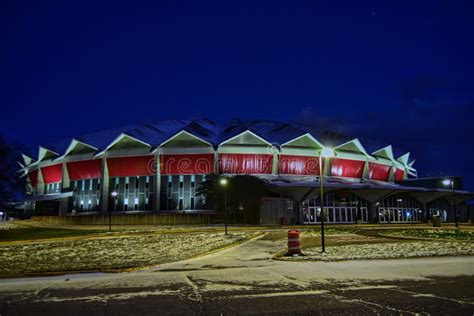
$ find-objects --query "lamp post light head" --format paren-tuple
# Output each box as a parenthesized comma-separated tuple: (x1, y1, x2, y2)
(220, 178, 228, 186)
(442, 179, 452, 186)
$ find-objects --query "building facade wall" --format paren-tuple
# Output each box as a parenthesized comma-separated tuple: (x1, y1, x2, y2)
(20, 122, 434, 219)
(159, 175, 206, 211)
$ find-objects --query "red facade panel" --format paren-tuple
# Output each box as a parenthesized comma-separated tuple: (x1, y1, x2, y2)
(395, 168, 405, 181)
(278, 155, 321, 175)
(368, 162, 391, 182)
(41, 164, 63, 184)
(67, 159, 102, 181)
(28, 169, 38, 188)
(160, 154, 214, 175)
(107, 156, 155, 177)
(330, 158, 365, 179)
(218, 153, 273, 174)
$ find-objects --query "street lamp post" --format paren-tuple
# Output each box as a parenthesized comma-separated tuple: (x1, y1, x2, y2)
(442, 179, 458, 228)
(319, 155, 325, 255)
(110, 191, 118, 232)
(319, 147, 334, 255)
(220, 178, 228, 235)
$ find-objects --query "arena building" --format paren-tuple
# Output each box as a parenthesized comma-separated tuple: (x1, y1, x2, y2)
(18, 119, 473, 224)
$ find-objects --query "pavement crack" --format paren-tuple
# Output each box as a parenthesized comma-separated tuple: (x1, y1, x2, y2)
(231, 290, 329, 299)
(184, 275, 207, 315)
(327, 291, 429, 315)
(34, 285, 51, 302)
(390, 287, 474, 306)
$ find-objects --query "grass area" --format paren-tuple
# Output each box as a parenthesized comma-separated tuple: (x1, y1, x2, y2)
(0, 225, 102, 242)
(382, 229, 474, 241)
(305, 227, 359, 236)
(0, 231, 255, 276)
(258, 230, 288, 241)
(301, 233, 399, 248)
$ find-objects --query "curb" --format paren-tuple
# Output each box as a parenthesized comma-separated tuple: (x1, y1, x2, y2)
(272, 253, 474, 263)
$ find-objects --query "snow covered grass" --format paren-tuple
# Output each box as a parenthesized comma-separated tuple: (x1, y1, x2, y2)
(281, 241, 474, 261)
(382, 229, 474, 241)
(0, 232, 254, 276)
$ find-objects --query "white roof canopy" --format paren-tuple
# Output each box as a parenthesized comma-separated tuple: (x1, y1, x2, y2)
(38, 146, 59, 162)
(56, 139, 98, 159)
(281, 133, 324, 150)
(21, 154, 35, 166)
(159, 130, 213, 149)
(219, 130, 273, 147)
(95, 133, 151, 157)
(397, 152, 411, 165)
(371, 145, 394, 160)
(333, 138, 368, 155)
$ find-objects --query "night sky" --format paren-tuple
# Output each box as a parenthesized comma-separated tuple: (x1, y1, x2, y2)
(2, 1, 474, 189)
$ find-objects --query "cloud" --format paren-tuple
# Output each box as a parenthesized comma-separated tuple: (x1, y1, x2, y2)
(360, 76, 474, 147)
(291, 77, 474, 190)
(292, 106, 361, 136)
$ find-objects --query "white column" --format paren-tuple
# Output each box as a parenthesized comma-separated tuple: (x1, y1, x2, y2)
(99, 157, 109, 213)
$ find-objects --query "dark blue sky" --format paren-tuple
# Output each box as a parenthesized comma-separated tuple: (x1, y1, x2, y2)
(2, 1, 474, 189)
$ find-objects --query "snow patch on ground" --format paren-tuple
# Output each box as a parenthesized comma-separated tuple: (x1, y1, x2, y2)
(0, 232, 254, 275)
(281, 241, 474, 261)
(382, 229, 474, 241)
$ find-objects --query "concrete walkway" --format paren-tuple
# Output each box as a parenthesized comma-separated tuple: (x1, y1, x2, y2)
(1, 232, 474, 315)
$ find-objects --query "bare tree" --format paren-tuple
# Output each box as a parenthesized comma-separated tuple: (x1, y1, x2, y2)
(0, 134, 28, 203)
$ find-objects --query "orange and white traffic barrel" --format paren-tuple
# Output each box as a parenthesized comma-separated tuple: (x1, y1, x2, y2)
(288, 229, 301, 255)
